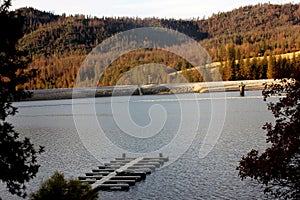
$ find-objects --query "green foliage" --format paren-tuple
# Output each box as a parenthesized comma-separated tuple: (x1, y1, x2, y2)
(237, 76, 300, 198)
(0, 0, 44, 198)
(30, 172, 98, 200)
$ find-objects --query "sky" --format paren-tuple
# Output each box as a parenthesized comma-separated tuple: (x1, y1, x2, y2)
(10, 0, 300, 19)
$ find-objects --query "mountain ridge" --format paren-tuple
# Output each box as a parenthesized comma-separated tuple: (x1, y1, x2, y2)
(14, 3, 300, 89)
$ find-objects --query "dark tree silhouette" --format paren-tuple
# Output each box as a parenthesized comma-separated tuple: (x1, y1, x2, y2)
(237, 76, 300, 199)
(30, 172, 98, 200)
(0, 0, 44, 198)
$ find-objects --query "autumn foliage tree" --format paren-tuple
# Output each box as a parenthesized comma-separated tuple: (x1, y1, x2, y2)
(237, 75, 300, 198)
(0, 0, 44, 198)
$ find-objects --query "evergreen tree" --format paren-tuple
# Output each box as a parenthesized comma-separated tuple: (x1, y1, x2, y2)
(0, 0, 44, 198)
(267, 54, 276, 79)
(30, 172, 98, 200)
(260, 53, 268, 79)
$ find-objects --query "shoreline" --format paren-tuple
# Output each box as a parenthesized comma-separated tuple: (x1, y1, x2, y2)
(24, 79, 273, 101)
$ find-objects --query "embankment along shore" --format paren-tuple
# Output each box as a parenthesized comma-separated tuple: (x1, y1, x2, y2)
(25, 79, 273, 101)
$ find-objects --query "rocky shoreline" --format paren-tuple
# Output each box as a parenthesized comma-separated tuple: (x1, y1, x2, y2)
(25, 79, 273, 101)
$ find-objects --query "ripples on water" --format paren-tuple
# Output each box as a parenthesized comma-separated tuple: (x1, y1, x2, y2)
(1, 91, 275, 199)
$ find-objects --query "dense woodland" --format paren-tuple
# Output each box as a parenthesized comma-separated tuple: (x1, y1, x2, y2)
(15, 3, 300, 89)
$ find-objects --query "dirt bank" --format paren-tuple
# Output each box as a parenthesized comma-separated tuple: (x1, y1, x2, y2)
(25, 79, 273, 101)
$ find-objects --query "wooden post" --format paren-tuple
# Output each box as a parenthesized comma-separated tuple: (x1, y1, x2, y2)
(239, 82, 245, 96)
(148, 75, 151, 85)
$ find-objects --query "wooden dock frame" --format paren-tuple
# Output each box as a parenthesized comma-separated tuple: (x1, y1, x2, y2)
(78, 153, 169, 191)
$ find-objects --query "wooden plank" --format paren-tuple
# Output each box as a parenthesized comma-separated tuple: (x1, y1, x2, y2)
(80, 180, 96, 184)
(82, 154, 169, 191)
(112, 176, 141, 181)
(101, 166, 120, 170)
(90, 172, 110, 175)
(95, 168, 115, 172)
(91, 169, 111, 173)
(98, 184, 129, 187)
(79, 176, 103, 180)
(137, 161, 161, 167)
(98, 166, 114, 169)
(119, 172, 146, 180)
(104, 163, 123, 166)
(104, 180, 136, 183)
(86, 172, 109, 176)
(143, 157, 169, 162)
(92, 157, 144, 189)
(96, 184, 130, 191)
(104, 180, 136, 186)
(115, 158, 135, 161)
(110, 160, 131, 163)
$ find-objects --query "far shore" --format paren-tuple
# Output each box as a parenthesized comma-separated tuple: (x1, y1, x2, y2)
(23, 79, 274, 101)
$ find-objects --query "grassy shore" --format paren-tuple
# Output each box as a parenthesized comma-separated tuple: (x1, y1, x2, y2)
(25, 79, 273, 101)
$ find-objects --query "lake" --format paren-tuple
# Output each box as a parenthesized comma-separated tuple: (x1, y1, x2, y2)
(1, 90, 275, 199)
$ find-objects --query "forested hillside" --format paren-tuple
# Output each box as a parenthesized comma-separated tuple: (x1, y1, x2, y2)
(15, 3, 300, 89)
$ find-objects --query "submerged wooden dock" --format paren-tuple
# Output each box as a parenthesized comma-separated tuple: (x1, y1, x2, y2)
(79, 153, 169, 191)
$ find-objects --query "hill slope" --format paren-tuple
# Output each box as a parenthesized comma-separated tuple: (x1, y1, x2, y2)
(15, 3, 300, 89)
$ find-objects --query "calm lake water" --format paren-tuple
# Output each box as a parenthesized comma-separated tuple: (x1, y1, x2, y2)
(1, 90, 276, 199)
